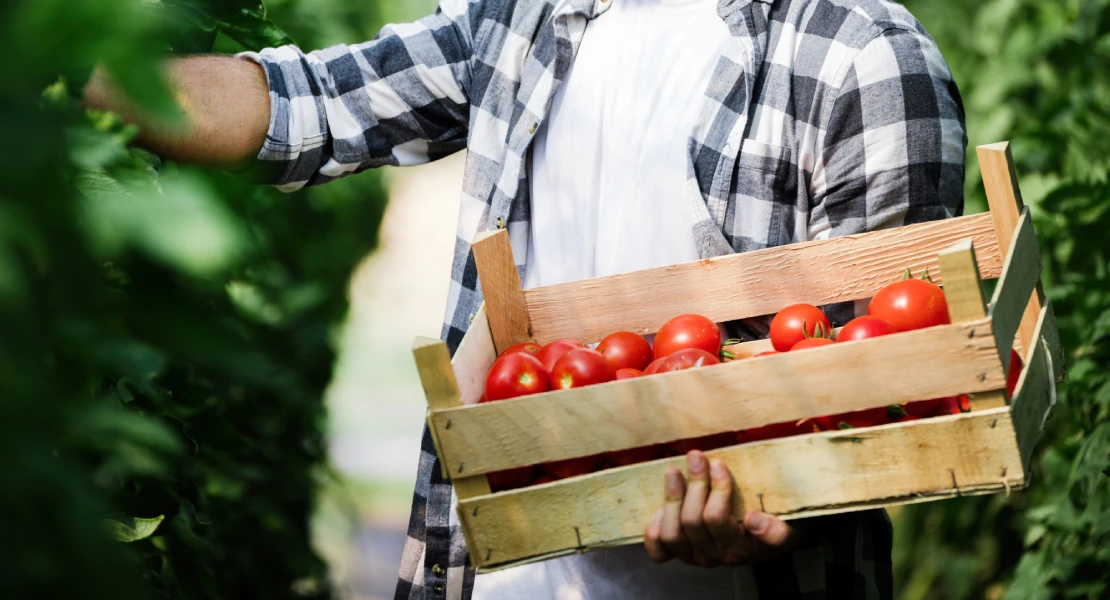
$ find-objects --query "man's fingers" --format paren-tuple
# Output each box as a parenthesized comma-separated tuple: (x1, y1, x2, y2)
(679, 451, 715, 552)
(644, 508, 672, 563)
(743, 511, 795, 550)
(659, 467, 694, 561)
(703, 459, 746, 559)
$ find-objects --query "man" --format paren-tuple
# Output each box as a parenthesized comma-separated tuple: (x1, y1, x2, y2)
(85, 0, 965, 597)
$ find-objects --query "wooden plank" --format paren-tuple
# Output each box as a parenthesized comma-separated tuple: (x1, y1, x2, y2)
(937, 240, 1007, 410)
(460, 409, 1024, 569)
(978, 142, 1046, 358)
(1009, 303, 1054, 470)
(1040, 299, 1065, 381)
(432, 320, 1007, 475)
(413, 337, 492, 497)
(524, 213, 1002, 343)
(988, 208, 1041, 377)
(451, 305, 497, 406)
(472, 229, 532, 354)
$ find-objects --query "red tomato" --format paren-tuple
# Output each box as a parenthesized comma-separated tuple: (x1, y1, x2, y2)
(938, 395, 971, 415)
(535, 339, 585, 373)
(653, 314, 721, 359)
(667, 432, 735, 455)
(484, 353, 551, 401)
(769, 304, 832, 352)
(790, 337, 835, 351)
(829, 406, 892, 429)
(837, 316, 893, 342)
(615, 368, 643, 380)
(487, 465, 534, 492)
(544, 454, 603, 480)
(597, 332, 653, 372)
(499, 341, 541, 357)
(605, 444, 664, 467)
(551, 348, 615, 389)
(644, 348, 720, 374)
(868, 279, 950, 332)
(902, 398, 942, 418)
(531, 474, 555, 485)
(1008, 349, 1024, 397)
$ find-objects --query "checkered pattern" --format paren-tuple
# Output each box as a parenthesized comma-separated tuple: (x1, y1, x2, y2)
(241, 0, 965, 597)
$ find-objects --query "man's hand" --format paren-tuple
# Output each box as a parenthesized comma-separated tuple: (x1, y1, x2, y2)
(643, 450, 805, 566)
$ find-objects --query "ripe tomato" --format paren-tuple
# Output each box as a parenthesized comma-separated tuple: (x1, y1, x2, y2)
(653, 314, 721, 359)
(597, 332, 653, 372)
(544, 454, 603, 480)
(769, 304, 831, 352)
(604, 444, 664, 467)
(551, 348, 615, 389)
(499, 341, 540, 357)
(938, 395, 971, 414)
(868, 279, 950, 332)
(643, 348, 719, 374)
(902, 398, 942, 418)
(790, 337, 835, 351)
(1008, 349, 1024, 397)
(535, 339, 585, 373)
(487, 465, 534, 492)
(531, 474, 555, 485)
(484, 353, 550, 401)
(837, 316, 893, 342)
(615, 368, 643, 380)
(829, 406, 892, 429)
(667, 432, 735, 455)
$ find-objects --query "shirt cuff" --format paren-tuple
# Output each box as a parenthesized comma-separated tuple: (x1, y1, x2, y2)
(236, 47, 329, 191)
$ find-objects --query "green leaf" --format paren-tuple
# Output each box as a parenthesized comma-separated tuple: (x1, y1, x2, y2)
(103, 515, 164, 542)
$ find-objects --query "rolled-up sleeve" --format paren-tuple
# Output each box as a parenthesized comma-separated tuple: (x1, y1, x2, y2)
(238, 0, 474, 190)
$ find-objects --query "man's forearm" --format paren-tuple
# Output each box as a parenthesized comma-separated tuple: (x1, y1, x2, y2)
(83, 56, 271, 170)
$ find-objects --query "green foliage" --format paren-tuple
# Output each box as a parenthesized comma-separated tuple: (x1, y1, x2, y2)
(0, 0, 385, 598)
(893, 1, 1110, 598)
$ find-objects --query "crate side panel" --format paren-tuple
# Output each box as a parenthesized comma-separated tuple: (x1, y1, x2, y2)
(460, 410, 1023, 568)
(525, 213, 1000, 343)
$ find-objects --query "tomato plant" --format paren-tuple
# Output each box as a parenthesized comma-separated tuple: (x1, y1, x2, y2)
(868, 277, 950, 332)
(535, 338, 585, 372)
(484, 353, 551, 400)
(837, 316, 893, 342)
(550, 348, 615, 389)
(769, 304, 831, 352)
(596, 332, 653, 371)
(653, 314, 721, 359)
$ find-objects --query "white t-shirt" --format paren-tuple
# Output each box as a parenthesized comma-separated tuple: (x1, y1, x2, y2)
(475, 0, 744, 598)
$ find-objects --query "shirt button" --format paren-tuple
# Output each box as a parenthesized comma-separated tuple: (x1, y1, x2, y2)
(433, 584, 445, 594)
(528, 122, 537, 134)
(495, 217, 505, 229)
(432, 564, 446, 576)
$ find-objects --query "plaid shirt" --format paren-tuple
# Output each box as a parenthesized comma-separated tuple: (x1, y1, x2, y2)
(242, 0, 965, 597)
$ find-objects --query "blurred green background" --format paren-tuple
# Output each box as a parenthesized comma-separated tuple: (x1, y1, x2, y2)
(0, 0, 1106, 599)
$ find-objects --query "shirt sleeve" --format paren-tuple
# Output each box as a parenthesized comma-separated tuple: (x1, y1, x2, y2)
(238, 0, 475, 190)
(812, 26, 967, 238)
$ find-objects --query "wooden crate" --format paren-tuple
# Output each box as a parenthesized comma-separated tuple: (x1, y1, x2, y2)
(412, 141, 1065, 571)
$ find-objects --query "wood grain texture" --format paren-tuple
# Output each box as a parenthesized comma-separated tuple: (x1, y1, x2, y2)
(938, 240, 1007, 410)
(460, 409, 1025, 569)
(412, 336, 492, 496)
(989, 208, 1041, 377)
(523, 213, 1001, 343)
(472, 229, 533, 353)
(451, 306, 497, 407)
(1010, 303, 1053, 470)
(978, 142, 1046, 358)
(431, 320, 1007, 476)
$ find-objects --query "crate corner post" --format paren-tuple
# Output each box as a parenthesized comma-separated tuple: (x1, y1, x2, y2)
(411, 336, 492, 498)
(472, 229, 534, 354)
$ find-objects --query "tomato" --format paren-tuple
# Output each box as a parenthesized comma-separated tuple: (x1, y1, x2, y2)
(644, 348, 719, 374)
(531, 474, 555, 485)
(829, 406, 893, 429)
(755, 350, 779, 357)
(615, 368, 643, 380)
(902, 398, 942, 418)
(597, 332, 653, 372)
(605, 444, 664, 467)
(868, 279, 950, 332)
(544, 454, 604, 480)
(837, 316, 893, 342)
(1008, 349, 1024, 397)
(550, 348, 615, 389)
(653, 314, 721, 359)
(790, 337, 835, 351)
(769, 304, 831, 352)
(535, 339, 585, 373)
(742, 420, 813, 442)
(499, 341, 540, 357)
(938, 395, 971, 414)
(667, 432, 735, 455)
(487, 465, 534, 492)
(484, 353, 551, 401)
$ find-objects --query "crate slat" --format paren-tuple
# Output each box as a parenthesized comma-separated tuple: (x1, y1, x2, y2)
(988, 208, 1041, 376)
(473, 230, 533, 353)
(458, 409, 1024, 569)
(522, 213, 1001, 343)
(431, 320, 1006, 476)
(1011, 301, 1056, 470)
